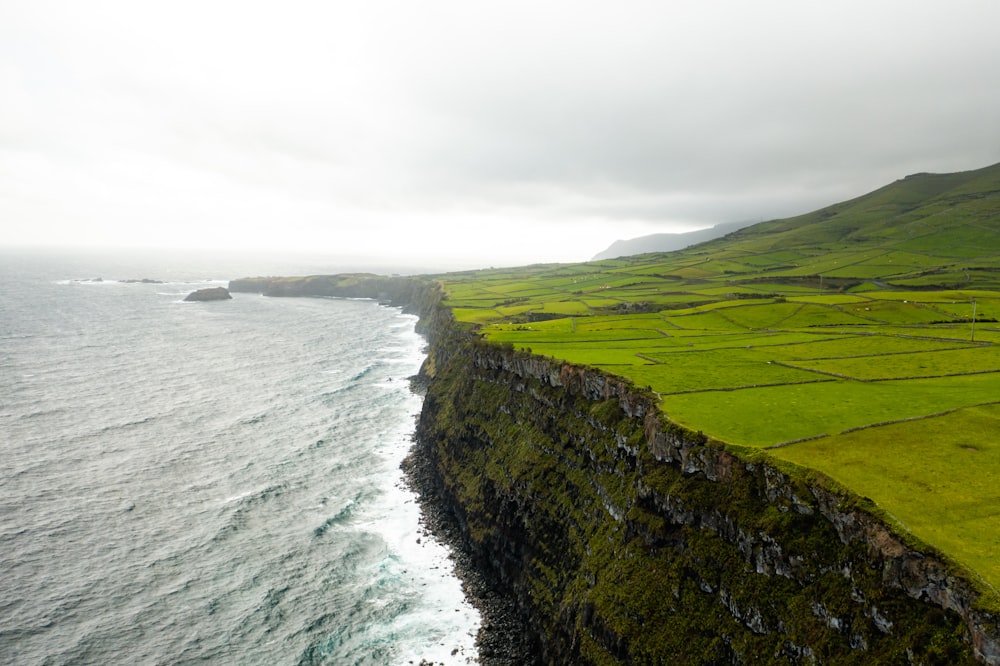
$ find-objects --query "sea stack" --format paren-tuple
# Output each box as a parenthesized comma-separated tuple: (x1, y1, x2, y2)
(184, 286, 232, 302)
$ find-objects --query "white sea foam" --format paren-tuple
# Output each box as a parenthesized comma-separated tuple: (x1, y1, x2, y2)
(355, 344, 482, 664)
(363, 438, 481, 664)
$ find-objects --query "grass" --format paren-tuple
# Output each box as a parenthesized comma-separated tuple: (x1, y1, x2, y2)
(432, 161, 1000, 596)
(624, 349, 827, 393)
(783, 345, 1000, 381)
(762, 333, 975, 360)
(771, 404, 1000, 598)
(660, 373, 1000, 447)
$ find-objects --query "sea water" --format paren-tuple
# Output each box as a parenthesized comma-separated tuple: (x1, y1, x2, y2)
(0, 249, 479, 665)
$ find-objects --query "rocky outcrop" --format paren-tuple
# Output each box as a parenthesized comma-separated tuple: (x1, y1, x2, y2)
(183, 286, 232, 301)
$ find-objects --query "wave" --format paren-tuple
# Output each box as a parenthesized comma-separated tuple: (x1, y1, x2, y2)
(239, 412, 268, 426)
(351, 364, 375, 381)
(57, 278, 119, 285)
(97, 415, 157, 434)
(213, 482, 290, 543)
(222, 489, 256, 505)
(232, 483, 286, 508)
(313, 500, 356, 537)
(16, 407, 68, 422)
(319, 383, 356, 402)
(256, 585, 290, 615)
(376, 344, 412, 354)
(0, 333, 35, 341)
(54, 277, 228, 286)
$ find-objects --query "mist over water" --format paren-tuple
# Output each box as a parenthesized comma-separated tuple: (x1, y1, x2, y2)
(0, 250, 478, 665)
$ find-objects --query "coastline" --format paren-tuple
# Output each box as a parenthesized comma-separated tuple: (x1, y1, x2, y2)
(402, 377, 539, 666)
(228, 273, 1000, 663)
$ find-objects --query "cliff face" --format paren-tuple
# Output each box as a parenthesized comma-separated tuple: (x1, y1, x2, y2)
(415, 319, 1000, 665)
(233, 273, 1000, 663)
(228, 275, 445, 335)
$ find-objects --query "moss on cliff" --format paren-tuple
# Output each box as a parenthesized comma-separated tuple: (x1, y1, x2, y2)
(415, 323, 990, 664)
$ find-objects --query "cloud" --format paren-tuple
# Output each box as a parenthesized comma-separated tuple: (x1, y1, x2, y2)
(2, 1, 999, 267)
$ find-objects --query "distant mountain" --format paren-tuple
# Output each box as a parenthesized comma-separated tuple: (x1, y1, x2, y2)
(592, 221, 754, 260)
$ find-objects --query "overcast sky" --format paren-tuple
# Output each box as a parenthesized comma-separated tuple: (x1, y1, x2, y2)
(2, 1, 999, 269)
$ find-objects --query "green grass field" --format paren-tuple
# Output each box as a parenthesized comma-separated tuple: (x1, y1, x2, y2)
(435, 162, 1000, 600)
(771, 404, 1000, 597)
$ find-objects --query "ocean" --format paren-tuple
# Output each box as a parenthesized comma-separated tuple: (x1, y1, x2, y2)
(0, 249, 479, 665)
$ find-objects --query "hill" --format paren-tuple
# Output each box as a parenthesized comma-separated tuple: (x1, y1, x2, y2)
(436, 160, 1000, 601)
(713, 162, 1000, 288)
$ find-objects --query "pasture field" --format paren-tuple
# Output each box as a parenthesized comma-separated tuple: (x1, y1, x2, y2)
(447, 269, 1000, 455)
(435, 164, 1000, 596)
(786, 293, 869, 304)
(660, 373, 1000, 447)
(623, 349, 829, 393)
(762, 334, 978, 360)
(770, 404, 1000, 597)
(451, 307, 502, 324)
(783, 345, 1000, 381)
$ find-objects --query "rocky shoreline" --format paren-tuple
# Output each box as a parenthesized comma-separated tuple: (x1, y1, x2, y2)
(401, 381, 540, 665)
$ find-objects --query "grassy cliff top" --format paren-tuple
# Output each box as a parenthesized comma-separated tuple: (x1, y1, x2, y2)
(436, 162, 1000, 598)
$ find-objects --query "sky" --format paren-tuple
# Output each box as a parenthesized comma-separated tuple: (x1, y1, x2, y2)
(2, 1, 999, 270)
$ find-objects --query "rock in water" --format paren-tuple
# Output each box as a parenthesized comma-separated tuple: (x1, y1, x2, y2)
(184, 287, 232, 302)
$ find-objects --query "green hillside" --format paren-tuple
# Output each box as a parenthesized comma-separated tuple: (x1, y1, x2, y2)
(436, 161, 1000, 601)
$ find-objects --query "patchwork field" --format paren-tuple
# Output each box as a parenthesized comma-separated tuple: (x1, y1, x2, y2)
(433, 163, 1000, 601)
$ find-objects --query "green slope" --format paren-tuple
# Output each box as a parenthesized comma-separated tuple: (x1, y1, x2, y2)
(725, 162, 1000, 251)
(436, 161, 1000, 599)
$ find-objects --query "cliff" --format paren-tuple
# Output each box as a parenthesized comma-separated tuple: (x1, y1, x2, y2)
(230, 274, 425, 303)
(228, 274, 445, 335)
(414, 307, 1000, 664)
(235, 274, 1000, 664)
